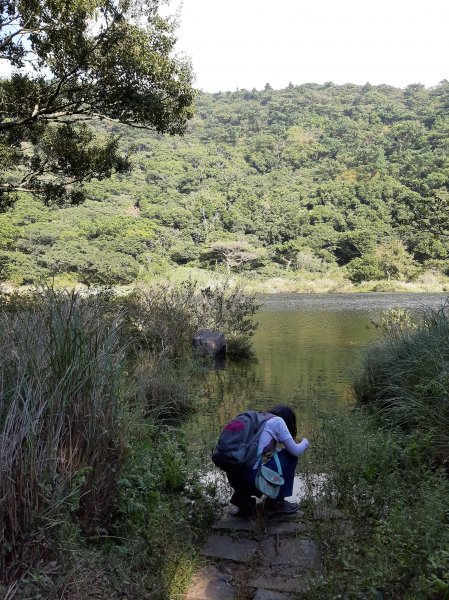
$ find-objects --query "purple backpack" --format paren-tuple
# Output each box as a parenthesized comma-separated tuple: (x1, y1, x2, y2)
(212, 410, 273, 468)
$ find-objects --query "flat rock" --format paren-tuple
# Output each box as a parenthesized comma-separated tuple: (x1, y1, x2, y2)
(185, 565, 234, 600)
(259, 538, 321, 571)
(213, 515, 255, 532)
(248, 539, 321, 593)
(254, 589, 291, 600)
(248, 571, 310, 594)
(267, 521, 308, 535)
(201, 534, 258, 563)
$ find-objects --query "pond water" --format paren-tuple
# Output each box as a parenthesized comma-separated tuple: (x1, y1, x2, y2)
(251, 292, 448, 414)
(188, 293, 448, 462)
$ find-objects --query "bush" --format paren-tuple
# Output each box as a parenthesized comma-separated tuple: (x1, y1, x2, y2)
(132, 356, 200, 420)
(0, 251, 48, 284)
(347, 241, 417, 283)
(346, 254, 384, 283)
(124, 280, 258, 358)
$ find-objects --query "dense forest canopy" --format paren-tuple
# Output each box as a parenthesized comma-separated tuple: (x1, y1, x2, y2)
(1, 81, 449, 285)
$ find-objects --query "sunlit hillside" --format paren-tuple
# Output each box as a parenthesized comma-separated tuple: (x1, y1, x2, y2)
(2, 82, 449, 289)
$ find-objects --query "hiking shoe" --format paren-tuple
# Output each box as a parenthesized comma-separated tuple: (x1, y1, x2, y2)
(266, 499, 299, 515)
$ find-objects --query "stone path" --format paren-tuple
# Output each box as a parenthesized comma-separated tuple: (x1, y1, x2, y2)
(185, 503, 323, 600)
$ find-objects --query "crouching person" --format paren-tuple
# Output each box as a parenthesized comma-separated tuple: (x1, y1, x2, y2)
(212, 405, 309, 516)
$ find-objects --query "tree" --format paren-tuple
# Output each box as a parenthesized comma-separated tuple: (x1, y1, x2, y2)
(202, 240, 263, 273)
(405, 188, 449, 242)
(347, 240, 416, 283)
(0, 0, 194, 209)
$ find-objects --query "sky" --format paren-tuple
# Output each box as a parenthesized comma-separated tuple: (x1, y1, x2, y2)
(172, 0, 449, 92)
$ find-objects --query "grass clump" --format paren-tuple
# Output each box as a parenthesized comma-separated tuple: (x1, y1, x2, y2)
(353, 302, 449, 464)
(0, 289, 125, 582)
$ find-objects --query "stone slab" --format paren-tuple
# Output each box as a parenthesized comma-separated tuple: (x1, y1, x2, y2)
(185, 565, 234, 600)
(259, 538, 321, 571)
(213, 515, 255, 532)
(267, 521, 308, 535)
(201, 534, 258, 563)
(254, 589, 291, 600)
(248, 538, 321, 594)
(248, 572, 310, 594)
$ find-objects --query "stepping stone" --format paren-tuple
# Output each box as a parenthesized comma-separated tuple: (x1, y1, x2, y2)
(267, 521, 308, 535)
(248, 538, 321, 593)
(254, 589, 291, 600)
(185, 565, 233, 600)
(213, 515, 256, 532)
(259, 538, 321, 571)
(248, 572, 310, 594)
(201, 534, 258, 563)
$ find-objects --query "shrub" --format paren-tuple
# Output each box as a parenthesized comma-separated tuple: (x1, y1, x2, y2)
(132, 356, 200, 420)
(347, 241, 417, 283)
(0, 251, 48, 285)
(124, 280, 258, 358)
(303, 408, 449, 598)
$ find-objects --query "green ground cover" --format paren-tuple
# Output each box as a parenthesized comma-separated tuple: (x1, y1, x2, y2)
(301, 304, 449, 598)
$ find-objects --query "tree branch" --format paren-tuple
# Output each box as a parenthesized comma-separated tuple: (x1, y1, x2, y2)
(0, 17, 38, 52)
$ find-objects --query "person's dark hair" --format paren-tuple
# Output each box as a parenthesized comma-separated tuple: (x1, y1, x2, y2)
(268, 404, 297, 438)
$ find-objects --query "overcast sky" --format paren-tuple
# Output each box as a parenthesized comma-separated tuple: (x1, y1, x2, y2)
(173, 0, 449, 92)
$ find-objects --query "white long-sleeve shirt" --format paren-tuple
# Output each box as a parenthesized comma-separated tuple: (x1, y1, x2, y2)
(253, 416, 309, 468)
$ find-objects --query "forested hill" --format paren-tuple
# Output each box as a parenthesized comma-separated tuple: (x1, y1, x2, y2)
(2, 82, 449, 287)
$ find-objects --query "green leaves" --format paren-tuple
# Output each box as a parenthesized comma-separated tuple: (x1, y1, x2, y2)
(0, 0, 194, 207)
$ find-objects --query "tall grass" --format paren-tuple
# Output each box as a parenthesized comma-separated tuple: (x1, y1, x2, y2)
(353, 301, 449, 461)
(0, 290, 126, 580)
(0, 282, 258, 595)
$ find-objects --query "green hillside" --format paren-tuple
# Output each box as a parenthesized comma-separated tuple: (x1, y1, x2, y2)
(2, 82, 449, 289)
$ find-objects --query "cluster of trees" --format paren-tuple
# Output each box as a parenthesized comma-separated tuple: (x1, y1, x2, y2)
(2, 79, 449, 284)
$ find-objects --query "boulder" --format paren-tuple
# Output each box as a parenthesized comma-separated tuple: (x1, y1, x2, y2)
(193, 329, 227, 357)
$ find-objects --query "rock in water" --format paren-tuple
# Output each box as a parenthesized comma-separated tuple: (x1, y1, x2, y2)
(193, 329, 227, 357)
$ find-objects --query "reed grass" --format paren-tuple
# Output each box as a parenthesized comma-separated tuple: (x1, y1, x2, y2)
(0, 289, 126, 580)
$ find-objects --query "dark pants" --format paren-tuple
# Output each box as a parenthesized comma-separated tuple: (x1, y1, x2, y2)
(224, 449, 298, 505)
